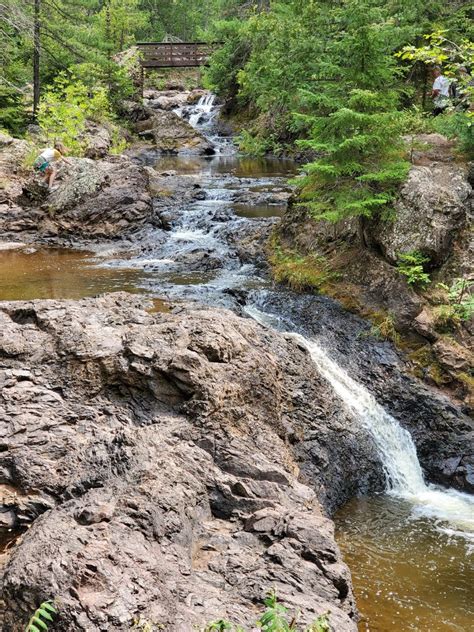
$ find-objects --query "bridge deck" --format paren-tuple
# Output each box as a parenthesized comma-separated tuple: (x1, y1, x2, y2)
(137, 42, 216, 68)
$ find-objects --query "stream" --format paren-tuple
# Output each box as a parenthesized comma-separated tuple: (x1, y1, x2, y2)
(1, 94, 473, 631)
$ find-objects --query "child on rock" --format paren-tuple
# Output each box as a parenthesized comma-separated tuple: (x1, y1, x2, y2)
(33, 141, 72, 191)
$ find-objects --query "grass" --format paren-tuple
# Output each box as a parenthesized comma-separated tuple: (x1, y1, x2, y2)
(269, 237, 340, 293)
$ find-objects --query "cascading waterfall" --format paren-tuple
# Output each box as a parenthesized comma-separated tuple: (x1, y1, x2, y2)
(245, 306, 474, 539)
(189, 94, 217, 127)
(174, 92, 234, 155)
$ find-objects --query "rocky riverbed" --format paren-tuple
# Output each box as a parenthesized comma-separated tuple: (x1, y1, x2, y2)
(0, 88, 473, 632)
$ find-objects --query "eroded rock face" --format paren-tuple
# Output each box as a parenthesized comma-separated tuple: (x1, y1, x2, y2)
(372, 162, 471, 266)
(255, 290, 474, 494)
(136, 110, 214, 155)
(0, 294, 370, 631)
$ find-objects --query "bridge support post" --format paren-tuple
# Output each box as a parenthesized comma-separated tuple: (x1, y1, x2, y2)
(140, 65, 144, 99)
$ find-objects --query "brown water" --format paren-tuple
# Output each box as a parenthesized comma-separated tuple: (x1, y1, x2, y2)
(335, 496, 474, 632)
(147, 154, 298, 177)
(0, 247, 152, 301)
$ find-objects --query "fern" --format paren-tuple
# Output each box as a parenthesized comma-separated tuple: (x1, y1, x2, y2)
(25, 600, 57, 632)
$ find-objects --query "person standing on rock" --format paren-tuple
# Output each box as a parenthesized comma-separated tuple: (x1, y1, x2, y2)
(33, 141, 72, 191)
(431, 66, 451, 116)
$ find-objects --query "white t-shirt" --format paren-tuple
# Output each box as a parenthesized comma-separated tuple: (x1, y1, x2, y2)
(40, 148, 62, 162)
(433, 75, 450, 97)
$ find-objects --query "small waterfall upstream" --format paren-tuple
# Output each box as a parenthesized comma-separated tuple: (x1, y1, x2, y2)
(188, 93, 217, 127)
(174, 92, 234, 154)
(245, 306, 474, 541)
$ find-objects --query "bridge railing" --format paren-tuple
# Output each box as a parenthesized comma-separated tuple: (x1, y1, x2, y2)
(136, 42, 217, 68)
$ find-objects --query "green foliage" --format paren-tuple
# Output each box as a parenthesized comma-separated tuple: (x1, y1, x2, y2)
(397, 30, 474, 156)
(204, 620, 243, 632)
(236, 129, 273, 156)
(257, 589, 293, 632)
(432, 111, 474, 158)
(368, 313, 401, 345)
(306, 614, 331, 632)
(436, 278, 474, 322)
(69, 62, 134, 110)
(38, 75, 112, 154)
(109, 129, 129, 155)
(25, 600, 57, 632)
(396, 251, 431, 287)
(202, 589, 333, 631)
(0, 83, 27, 135)
(270, 242, 339, 292)
(296, 90, 410, 223)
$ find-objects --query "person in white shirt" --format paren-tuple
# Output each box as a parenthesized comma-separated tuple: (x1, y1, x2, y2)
(431, 66, 451, 116)
(33, 141, 72, 190)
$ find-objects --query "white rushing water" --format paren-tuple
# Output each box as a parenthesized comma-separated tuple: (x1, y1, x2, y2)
(174, 92, 235, 155)
(189, 93, 217, 127)
(245, 306, 474, 541)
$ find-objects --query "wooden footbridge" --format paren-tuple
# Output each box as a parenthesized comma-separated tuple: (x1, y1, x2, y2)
(137, 42, 218, 69)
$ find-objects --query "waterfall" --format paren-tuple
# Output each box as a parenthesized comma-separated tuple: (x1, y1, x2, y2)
(245, 306, 474, 537)
(189, 94, 216, 127)
(174, 92, 235, 155)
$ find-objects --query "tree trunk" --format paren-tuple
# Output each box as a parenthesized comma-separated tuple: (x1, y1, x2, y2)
(33, 0, 41, 120)
(105, 0, 111, 56)
(357, 216, 368, 248)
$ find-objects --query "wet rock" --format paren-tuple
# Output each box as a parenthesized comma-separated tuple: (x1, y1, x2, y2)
(432, 338, 473, 373)
(0, 157, 154, 239)
(413, 308, 438, 342)
(255, 290, 474, 494)
(0, 293, 372, 631)
(136, 110, 214, 155)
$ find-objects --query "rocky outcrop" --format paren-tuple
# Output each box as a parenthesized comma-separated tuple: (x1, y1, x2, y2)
(144, 88, 206, 111)
(0, 156, 153, 239)
(255, 290, 474, 494)
(371, 135, 471, 266)
(136, 110, 214, 155)
(0, 293, 376, 631)
(83, 122, 113, 159)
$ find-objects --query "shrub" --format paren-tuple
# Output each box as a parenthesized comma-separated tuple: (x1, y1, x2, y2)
(432, 111, 474, 159)
(396, 251, 431, 287)
(436, 278, 474, 322)
(38, 75, 112, 155)
(270, 244, 339, 292)
(203, 590, 332, 632)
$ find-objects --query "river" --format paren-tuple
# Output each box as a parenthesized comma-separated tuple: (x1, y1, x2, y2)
(0, 94, 472, 631)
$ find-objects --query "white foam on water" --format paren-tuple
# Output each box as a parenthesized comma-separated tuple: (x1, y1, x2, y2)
(94, 257, 175, 269)
(244, 306, 474, 543)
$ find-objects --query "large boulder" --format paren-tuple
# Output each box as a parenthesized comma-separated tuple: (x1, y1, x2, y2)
(83, 122, 112, 159)
(136, 110, 214, 155)
(0, 156, 154, 239)
(46, 157, 153, 237)
(371, 135, 472, 266)
(0, 294, 364, 631)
